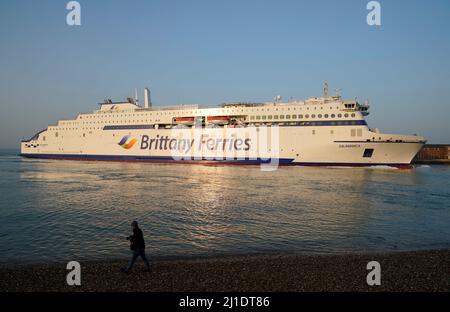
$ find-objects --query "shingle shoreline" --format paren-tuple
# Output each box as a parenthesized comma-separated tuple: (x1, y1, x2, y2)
(1, 250, 448, 292)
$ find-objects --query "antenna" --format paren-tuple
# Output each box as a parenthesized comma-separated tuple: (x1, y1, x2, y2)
(324, 82, 329, 97)
(134, 88, 139, 105)
(334, 88, 342, 97)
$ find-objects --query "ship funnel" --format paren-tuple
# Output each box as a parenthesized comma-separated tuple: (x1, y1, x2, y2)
(144, 88, 152, 108)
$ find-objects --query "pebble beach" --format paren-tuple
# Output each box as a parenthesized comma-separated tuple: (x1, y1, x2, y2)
(1, 250, 448, 292)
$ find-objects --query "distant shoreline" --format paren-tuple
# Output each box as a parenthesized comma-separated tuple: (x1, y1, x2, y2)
(1, 249, 448, 292)
(413, 160, 450, 165)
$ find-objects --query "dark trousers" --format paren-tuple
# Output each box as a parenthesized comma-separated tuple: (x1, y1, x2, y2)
(126, 248, 150, 271)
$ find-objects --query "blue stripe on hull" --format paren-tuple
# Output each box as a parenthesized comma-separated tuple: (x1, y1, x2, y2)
(19, 153, 412, 168)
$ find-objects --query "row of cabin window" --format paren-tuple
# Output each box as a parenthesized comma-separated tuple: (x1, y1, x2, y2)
(83, 111, 208, 118)
(80, 105, 347, 119)
(82, 120, 150, 124)
(51, 119, 162, 130)
(250, 113, 356, 121)
(51, 127, 103, 131)
(51, 129, 334, 139)
(51, 119, 362, 132)
(50, 126, 363, 139)
(52, 112, 358, 129)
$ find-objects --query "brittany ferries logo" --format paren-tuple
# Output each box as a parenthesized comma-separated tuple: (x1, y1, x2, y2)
(118, 135, 138, 149)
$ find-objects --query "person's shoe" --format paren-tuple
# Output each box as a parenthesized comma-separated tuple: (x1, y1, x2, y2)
(120, 267, 130, 274)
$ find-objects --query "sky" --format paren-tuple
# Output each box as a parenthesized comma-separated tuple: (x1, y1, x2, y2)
(0, 0, 449, 148)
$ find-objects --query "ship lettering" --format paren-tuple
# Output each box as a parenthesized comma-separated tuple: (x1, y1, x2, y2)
(140, 135, 195, 154)
(200, 135, 251, 151)
(140, 134, 252, 153)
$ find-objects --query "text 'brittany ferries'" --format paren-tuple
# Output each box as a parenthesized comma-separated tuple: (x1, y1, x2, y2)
(140, 134, 252, 153)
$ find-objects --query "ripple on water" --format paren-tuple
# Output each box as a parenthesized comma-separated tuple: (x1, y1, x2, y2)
(0, 152, 449, 264)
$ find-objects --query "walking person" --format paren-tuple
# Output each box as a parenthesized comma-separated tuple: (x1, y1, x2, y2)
(121, 220, 150, 273)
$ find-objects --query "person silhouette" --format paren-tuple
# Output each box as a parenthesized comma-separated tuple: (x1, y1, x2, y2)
(121, 221, 150, 273)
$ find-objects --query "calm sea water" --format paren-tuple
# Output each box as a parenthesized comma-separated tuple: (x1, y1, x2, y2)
(0, 148, 449, 265)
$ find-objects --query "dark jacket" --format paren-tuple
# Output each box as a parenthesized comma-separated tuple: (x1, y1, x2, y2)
(130, 227, 145, 250)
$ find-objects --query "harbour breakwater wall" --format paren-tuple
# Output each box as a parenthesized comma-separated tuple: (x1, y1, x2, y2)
(413, 144, 450, 164)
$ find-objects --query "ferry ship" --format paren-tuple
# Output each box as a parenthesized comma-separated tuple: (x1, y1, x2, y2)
(20, 84, 426, 168)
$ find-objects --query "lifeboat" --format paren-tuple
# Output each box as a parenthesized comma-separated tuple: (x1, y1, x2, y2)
(174, 117, 195, 126)
(207, 116, 230, 125)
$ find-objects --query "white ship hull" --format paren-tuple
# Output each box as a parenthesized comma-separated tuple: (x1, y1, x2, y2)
(21, 126, 424, 168)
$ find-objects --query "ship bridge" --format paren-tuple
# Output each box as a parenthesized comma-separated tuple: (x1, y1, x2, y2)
(343, 100, 370, 116)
